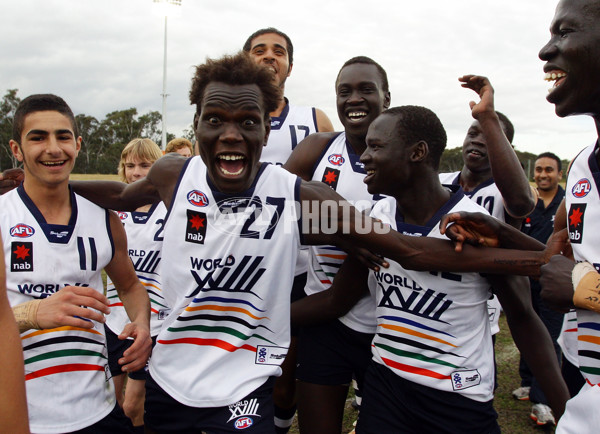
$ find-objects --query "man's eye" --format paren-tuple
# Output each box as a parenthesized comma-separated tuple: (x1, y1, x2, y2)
(243, 119, 257, 127)
(207, 116, 220, 124)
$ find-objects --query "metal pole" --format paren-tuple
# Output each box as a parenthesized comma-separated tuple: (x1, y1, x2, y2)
(161, 15, 168, 151)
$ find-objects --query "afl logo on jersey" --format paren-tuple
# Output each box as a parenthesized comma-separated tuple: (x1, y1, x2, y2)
(328, 154, 345, 166)
(234, 417, 253, 430)
(187, 190, 209, 207)
(572, 179, 592, 198)
(117, 212, 128, 221)
(10, 224, 35, 238)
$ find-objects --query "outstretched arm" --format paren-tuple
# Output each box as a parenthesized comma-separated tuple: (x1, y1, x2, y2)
(283, 132, 338, 180)
(299, 180, 555, 277)
(492, 274, 569, 418)
(0, 231, 29, 433)
(460, 75, 536, 218)
(70, 153, 185, 211)
(104, 212, 152, 373)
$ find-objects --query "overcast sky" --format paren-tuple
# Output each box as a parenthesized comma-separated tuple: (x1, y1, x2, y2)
(2, 0, 596, 161)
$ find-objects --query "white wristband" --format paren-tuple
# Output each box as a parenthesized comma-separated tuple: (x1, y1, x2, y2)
(572, 261, 597, 291)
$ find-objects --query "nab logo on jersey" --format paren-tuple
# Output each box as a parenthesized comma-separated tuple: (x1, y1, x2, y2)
(117, 212, 128, 221)
(186, 209, 207, 244)
(321, 168, 340, 190)
(572, 179, 592, 198)
(10, 224, 35, 238)
(328, 154, 345, 166)
(187, 190, 209, 207)
(568, 203, 586, 244)
(11, 242, 33, 272)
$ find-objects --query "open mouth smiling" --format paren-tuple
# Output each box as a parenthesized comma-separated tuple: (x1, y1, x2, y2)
(544, 69, 567, 93)
(347, 111, 368, 122)
(217, 153, 246, 176)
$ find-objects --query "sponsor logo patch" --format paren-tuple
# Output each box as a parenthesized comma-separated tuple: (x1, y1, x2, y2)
(321, 168, 340, 190)
(234, 417, 253, 430)
(255, 345, 288, 365)
(327, 153, 345, 166)
(185, 210, 207, 244)
(451, 369, 481, 391)
(572, 179, 592, 198)
(187, 190, 209, 207)
(11, 241, 33, 272)
(568, 204, 586, 244)
(117, 212, 128, 221)
(10, 223, 35, 238)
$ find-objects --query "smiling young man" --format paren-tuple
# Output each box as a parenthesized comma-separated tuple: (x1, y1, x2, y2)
(283, 56, 390, 434)
(1, 94, 152, 433)
(515, 152, 565, 425)
(243, 27, 334, 166)
(536, 0, 600, 431)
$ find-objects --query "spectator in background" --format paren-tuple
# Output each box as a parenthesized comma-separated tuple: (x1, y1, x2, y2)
(165, 137, 193, 158)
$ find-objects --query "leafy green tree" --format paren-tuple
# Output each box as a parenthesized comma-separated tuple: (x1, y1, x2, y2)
(0, 89, 22, 170)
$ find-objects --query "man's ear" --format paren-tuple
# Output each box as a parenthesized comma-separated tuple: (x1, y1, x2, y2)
(75, 136, 82, 156)
(9, 140, 23, 162)
(383, 91, 391, 110)
(263, 117, 271, 146)
(411, 140, 428, 163)
(287, 62, 293, 78)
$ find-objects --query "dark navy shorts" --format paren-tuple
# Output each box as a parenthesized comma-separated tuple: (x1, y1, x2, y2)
(296, 319, 374, 389)
(71, 403, 134, 433)
(144, 374, 276, 433)
(290, 272, 307, 337)
(356, 362, 500, 434)
(105, 324, 156, 380)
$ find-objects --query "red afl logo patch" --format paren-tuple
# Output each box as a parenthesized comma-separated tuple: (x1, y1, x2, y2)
(10, 224, 35, 238)
(117, 212, 128, 221)
(328, 154, 345, 166)
(187, 190, 209, 207)
(572, 179, 592, 198)
(234, 417, 253, 429)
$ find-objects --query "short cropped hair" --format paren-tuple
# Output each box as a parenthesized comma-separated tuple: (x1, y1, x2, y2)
(382, 105, 447, 171)
(495, 111, 514, 144)
(165, 137, 193, 155)
(13, 94, 78, 143)
(336, 56, 389, 93)
(536, 151, 562, 172)
(243, 27, 294, 65)
(189, 52, 281, 120)
(118, 138, 163, 183)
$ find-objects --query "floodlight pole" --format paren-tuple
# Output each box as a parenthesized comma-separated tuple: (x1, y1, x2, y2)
(161, 15, 168, 151)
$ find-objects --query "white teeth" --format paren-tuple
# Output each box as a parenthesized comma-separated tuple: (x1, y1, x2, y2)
(42, 161, 64, 166)
(544, 71, 566, 81)
(348, 111, 367, 118)
(220, 167, 243, 176)
(367, 170, 375, 175)
(218, 155, 244, 161)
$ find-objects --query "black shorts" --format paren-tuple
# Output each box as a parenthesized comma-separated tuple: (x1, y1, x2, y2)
(105, 324, 156, 380)
(296, 319, 373, 388)
(71, 403, 134, 433)
(356, 362, 500, 434)
(290, 272, 307, 337)
(144, 375, 276, 433)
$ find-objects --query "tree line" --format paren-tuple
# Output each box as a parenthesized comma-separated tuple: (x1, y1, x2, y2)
(0, 89, 195, 174)
(1, 89, 566, 177)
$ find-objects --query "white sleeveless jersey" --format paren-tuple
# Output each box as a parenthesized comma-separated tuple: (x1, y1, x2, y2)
(439, 171, 506, 334)
(565, 143, 600, 385)
(262, 101, 318, 166)
(149, 157, 302, 407)
(304, 132, 382, 333)
(1, 186, 116, 433)
(369, 193, 495, 402)
(106, 202, 169, 337)
(558, 310, 579, 367)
